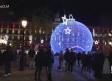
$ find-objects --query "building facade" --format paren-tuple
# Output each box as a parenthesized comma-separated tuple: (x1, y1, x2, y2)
(0, 18, 112, 50)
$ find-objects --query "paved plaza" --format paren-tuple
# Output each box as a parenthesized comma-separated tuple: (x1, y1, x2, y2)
(0, 57, 95, 81)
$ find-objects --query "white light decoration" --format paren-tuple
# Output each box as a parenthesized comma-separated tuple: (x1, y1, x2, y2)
(64, 27, 71, 34)
(68, 14, 75, 21)
(62, 15, 68, 25)
(3, 35, 9, 41)
(22, 20, 27, 28)
(41, 39, 44, 43)
(0, 38, 7, 44)
(29, 35, 33, 44)
(108, 33, 111, 36)
(109, 42, 112, 45)
(95, 40, 98, 45)
(50, 14, 93, 54)
(105, 42, 106, 45)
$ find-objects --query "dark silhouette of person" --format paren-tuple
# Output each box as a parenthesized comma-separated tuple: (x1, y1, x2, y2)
(44, 47, 52, 81)
(3, 46, 14, 77)
(34, 49, 44, 81)
(92, 45, 112, 81)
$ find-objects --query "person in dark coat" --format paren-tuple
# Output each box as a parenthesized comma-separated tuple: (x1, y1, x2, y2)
(44, 47, 52, 81)
(28, 48, 36, 69)
(51, 51, 54, 71)
(68, 48, 75, 73)
(34, 49, 44, 81)
(64, 48, 69, 71)
(3, 46, 14, 77)
(81, 51, 87, 74)
(77, 51, 81, 66)
(86, 51, 92, 75)
(0, 49, 3, 66)
(91, 45, 112, 81)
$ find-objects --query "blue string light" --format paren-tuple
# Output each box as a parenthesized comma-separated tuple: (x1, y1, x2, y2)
(50, 14, 93, 54)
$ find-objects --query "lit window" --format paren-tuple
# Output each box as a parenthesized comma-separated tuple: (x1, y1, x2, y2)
(100, 34, 102, 37)
(105, 34, 107, 37)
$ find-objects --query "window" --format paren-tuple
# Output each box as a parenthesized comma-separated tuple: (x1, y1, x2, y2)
(20, 30, 23, 34)
(9, 29, 12, 34)
(14, 36, 17, 40)
(9, 36, 12, 40)
(20, 36, 23, 40)
(9, 23, 13, 28)
(15, 24, 19, 28)
(104, 34, 107, 37)
(100, 34, 102, 37)
(14, 30, 18, 34)
(26, 30, 29, 34)
(25, 36, 29, 41)
(3, 29, 6, 33)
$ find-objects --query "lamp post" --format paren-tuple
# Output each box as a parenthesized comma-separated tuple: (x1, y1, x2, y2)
(19, 20, 27, 70)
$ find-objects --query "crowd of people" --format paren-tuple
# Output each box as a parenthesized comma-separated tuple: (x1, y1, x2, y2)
(57, 48, 93, 75)
(0, 45, 112, 81)
(57, 45, 112, 81)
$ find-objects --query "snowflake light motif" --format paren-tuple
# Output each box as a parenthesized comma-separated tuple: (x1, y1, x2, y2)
(3, 35, 9, 41)
(29, 35, 33, 44)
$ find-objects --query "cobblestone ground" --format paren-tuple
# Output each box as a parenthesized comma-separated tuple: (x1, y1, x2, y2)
(0, 56, 95, 81)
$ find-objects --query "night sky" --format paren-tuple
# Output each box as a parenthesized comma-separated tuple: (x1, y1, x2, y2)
(1, 0, 112, 27)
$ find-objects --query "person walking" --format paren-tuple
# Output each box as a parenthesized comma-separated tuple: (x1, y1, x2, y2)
(81, 51, 87, 74)
(28, 48, 35, 69)
(34, 49, 44, 81)
(58, 51, 64, 71)
(68, 48, 75, 73)
(0, 48, 3, 66)
(91, 45, 112, 81)
(51, 51, 54, 71)
(3, 46, 14, 77)
(77, 51, 81, 66)
(44, 47, 52, 81)
(64, 48, 69, 71)
(86, 51, 92, 75)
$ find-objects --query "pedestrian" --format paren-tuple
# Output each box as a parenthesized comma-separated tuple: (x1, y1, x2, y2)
(91, 45, 112, 81)
(81, 51, 87, 74)
(73, 52, 76, 65)
(77, 51, 81, 66)
(58, 51, 64, 71)
(68, 48, 76, 73)
(0, 48, 3, 66)
(28, 47, 35, 69)
(51, 51, 54, 71)
(3, 46, 14, 77)
(86, 51, 92, 75)
(64, 48, 69, 71)
(34, 49, 44, 81)
(44, 47, 52, 81)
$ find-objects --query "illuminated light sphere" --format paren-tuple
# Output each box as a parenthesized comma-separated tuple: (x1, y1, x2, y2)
(50, 14, 93, 54)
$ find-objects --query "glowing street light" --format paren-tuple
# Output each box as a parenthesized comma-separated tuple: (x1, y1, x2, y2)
(19, 20, 27, 70)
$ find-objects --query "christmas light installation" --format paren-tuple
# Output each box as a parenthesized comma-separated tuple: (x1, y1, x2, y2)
(50, 14, 93, 54)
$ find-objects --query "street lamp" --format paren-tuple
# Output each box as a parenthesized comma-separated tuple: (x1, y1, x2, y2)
(19, 20, 27, 70)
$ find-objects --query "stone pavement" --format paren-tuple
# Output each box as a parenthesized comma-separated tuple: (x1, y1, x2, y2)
(0, 57, 95, 81)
